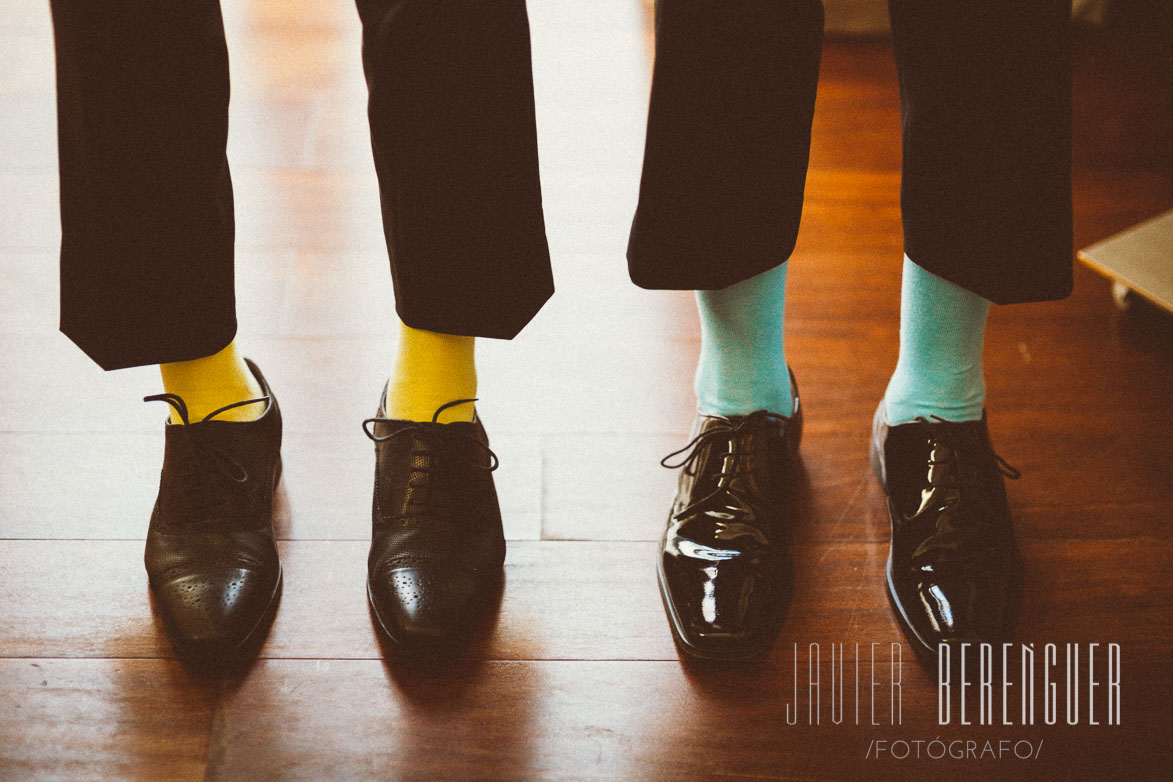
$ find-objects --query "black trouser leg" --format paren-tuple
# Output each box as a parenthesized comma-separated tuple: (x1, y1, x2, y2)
(890, 0, 1073, 303)
(629, 0, 1072, 305)
(355, 0, 553, 339)
(627, 0, 825, 290)
(50, 1, 237, 371)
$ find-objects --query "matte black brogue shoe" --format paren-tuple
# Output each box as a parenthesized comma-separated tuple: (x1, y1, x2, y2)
(143, 358, 283, 662)
(657, 373, 803, 661)
(870, 401, 1023, 664)
(363, 396, 505, 655)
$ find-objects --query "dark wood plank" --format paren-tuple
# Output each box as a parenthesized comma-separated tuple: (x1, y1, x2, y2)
(0, 659, 216, 782)
(204, 654, 1169, 782)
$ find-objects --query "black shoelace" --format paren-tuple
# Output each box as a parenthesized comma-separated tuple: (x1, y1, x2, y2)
(909, 415, 1021, 563)
(362, 398, 499, 521)
(915, 414, 1021, 492)
(660, 410, 789, 519)
(144, 393, 271, 516)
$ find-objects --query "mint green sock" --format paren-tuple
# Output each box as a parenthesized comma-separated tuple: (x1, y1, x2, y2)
(883, 255, 990, 423)
(694, 262, 793, 416)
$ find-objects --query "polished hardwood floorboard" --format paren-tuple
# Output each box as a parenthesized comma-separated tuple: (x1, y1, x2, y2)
(1, 1, 1171, 780)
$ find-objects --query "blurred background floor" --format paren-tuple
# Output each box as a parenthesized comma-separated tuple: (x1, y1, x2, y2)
(0, 1, 1171, 780)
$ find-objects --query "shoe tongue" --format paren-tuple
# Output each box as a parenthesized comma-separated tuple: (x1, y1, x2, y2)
(704, 409, 787, 430)
(168, 414, 263, 444)
(164, 414, 268, 480)
(928, 421, 987, 460)
(159, 430, 249, 519)
(890, 416, 980, 449)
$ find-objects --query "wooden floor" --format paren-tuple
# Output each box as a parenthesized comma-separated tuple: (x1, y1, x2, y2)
(2, 2, 1172, 780)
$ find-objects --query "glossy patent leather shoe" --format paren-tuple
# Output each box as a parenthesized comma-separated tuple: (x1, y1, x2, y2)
(870, 401, 1022, 663)
(143, 359, 283, 662)
(363, 394, 505, 655)
(657, 373, 802, 661)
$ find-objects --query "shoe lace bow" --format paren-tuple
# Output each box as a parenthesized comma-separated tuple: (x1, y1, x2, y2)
(659, 409, 789, 519)
(362, 398, 499, 521)
(144, 393, 270, 485)
(910, 414, 1021, 564)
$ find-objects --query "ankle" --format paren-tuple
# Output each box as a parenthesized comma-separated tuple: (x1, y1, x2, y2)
(158, 341, 265, 424)
(386, 323, 477, 423)
(883, 370, 986, 424)
(694, 357, 793, 417)
(385, 378, 478, 424)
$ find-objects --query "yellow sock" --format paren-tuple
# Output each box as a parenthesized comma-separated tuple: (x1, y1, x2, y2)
(386, 321, 477, 424)
(158, 340, 265, 424)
